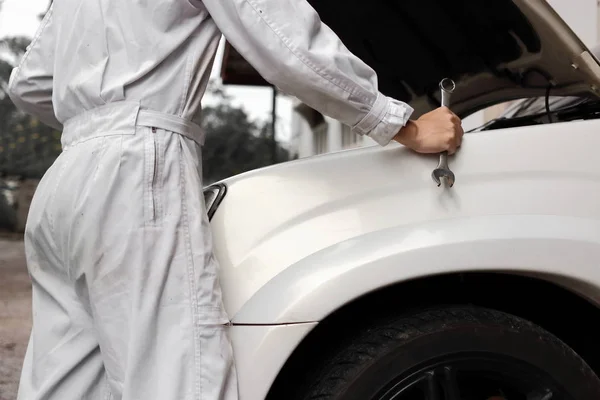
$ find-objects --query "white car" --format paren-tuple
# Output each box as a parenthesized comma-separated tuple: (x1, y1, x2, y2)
(205, 1, 600, 399)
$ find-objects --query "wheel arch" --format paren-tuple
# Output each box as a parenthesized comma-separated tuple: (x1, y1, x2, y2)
(265, 272, 600, 399)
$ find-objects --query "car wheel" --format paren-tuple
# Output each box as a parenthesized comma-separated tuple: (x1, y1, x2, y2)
(297, 306, 600, 400)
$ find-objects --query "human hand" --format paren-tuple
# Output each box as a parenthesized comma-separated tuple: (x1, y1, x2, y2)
(393, 107, 464, 155)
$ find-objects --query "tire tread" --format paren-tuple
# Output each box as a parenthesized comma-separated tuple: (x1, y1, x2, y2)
(300, 306, 599, 399)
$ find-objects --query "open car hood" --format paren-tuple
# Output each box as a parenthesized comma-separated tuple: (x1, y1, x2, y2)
(308, 0, 600, 118)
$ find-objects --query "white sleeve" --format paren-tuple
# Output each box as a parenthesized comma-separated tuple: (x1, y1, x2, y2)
(8, 4, 62, 131)
(199, 0, 414, 146)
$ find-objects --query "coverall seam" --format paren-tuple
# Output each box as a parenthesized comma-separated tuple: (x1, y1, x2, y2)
(178, 141, 203, 400)
(8, 6, 53, 94)
(46, 150, 71, 261)
(62, 131, 134, 149)
(91, 137, 109, 185)
(177, 54, 193, 117)
(178, 26, 206, 118)
(103, 368, 113, 400)
(244, 0, 361, 99)
(97, 0, 110, 105)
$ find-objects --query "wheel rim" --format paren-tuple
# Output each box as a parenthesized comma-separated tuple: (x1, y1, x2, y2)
(375, 352, 572, 400)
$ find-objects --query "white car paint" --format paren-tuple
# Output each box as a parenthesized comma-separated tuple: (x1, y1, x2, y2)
(214, 119, 600, 320)
(229, 323, 317, 400)
(212, 118, 600, 399)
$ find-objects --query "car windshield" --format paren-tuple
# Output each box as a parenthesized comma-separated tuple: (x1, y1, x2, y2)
(465, 44, 600, 132)
(501, 95, 584, 118)
(470, 94, 600, 132)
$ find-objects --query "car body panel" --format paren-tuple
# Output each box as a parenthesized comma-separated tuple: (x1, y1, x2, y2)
(229, 323, 317, 400)
(232, 214, 600, 324)
(212, 119, 600, 323)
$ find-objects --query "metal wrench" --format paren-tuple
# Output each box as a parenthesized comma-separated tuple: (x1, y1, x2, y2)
(431, 78, 456, 187)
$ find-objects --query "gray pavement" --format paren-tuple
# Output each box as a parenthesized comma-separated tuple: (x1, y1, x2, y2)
(0, 238, 31, 400)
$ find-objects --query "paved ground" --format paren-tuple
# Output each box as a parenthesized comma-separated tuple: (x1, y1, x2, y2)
(0, 238, 30, 400)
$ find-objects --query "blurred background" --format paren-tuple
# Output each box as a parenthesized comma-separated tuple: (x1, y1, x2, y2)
(1, 0, 600, 399)
(2, 0, 598, 236)
(0, 0, 299, 236)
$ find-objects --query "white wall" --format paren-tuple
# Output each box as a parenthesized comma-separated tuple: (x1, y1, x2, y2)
(326, 116, 343, 152)
(290, 100, 314, 158)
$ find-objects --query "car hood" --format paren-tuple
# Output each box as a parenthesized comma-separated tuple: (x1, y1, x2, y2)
(308, 0, 600, 118)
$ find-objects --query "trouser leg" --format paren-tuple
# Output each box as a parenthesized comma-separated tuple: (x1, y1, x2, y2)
(17, 155, 109, 400)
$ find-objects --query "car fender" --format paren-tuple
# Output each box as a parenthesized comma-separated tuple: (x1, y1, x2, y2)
(231, 214, 600, 324)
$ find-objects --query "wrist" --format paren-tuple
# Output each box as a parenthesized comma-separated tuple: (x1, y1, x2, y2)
(393, 120, 418, 146)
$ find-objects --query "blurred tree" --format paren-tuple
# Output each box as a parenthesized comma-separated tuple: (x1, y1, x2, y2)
(201, 104, 292, 184)
(201, 81, 292, 184)
(0, 184, 16, 230)
(0, 34, 61, 179)
(0, 37, 30, 124)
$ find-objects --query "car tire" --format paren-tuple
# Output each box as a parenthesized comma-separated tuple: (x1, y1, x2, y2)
(296, 306, 600, 400)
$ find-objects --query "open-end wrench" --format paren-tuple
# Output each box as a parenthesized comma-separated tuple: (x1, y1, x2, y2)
(431, 78, 456, 187)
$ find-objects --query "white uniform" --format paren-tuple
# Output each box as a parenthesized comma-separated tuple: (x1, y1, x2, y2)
(8, 1, 414, 399)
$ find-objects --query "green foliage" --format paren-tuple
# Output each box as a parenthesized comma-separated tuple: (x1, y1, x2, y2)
(0, 35, 61, 179)
(201, 96, 291, 184)
(0, 36, 29, 59)
(0, 119, 61, 179)
(0, 184, 16, 231)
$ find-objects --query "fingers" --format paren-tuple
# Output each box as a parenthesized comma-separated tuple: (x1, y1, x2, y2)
(451, 125, 463, 154)
(444, 109, 462, 154)
(446, 121, 463, 155)
(445, 128, 457, 155)
(450, 113, 460, 125)
(445, 108, 463, 152)
(412, 107, 464, 155)
(456, 123, 464, 148)
(447, 138, 457, 155)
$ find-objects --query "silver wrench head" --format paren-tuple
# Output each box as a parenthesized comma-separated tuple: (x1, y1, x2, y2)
(431, 168, 455, 187)
(439, 78, 456, 93)
(439, 78, 455, 108)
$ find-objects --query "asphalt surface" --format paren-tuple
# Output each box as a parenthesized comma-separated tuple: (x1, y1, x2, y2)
(0, 238, 31, 400)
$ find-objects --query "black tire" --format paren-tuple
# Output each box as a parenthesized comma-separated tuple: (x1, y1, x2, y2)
(296, 306, 600, 400)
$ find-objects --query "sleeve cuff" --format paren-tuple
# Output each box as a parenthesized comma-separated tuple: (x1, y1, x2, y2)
(351, 93, 414, 147)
